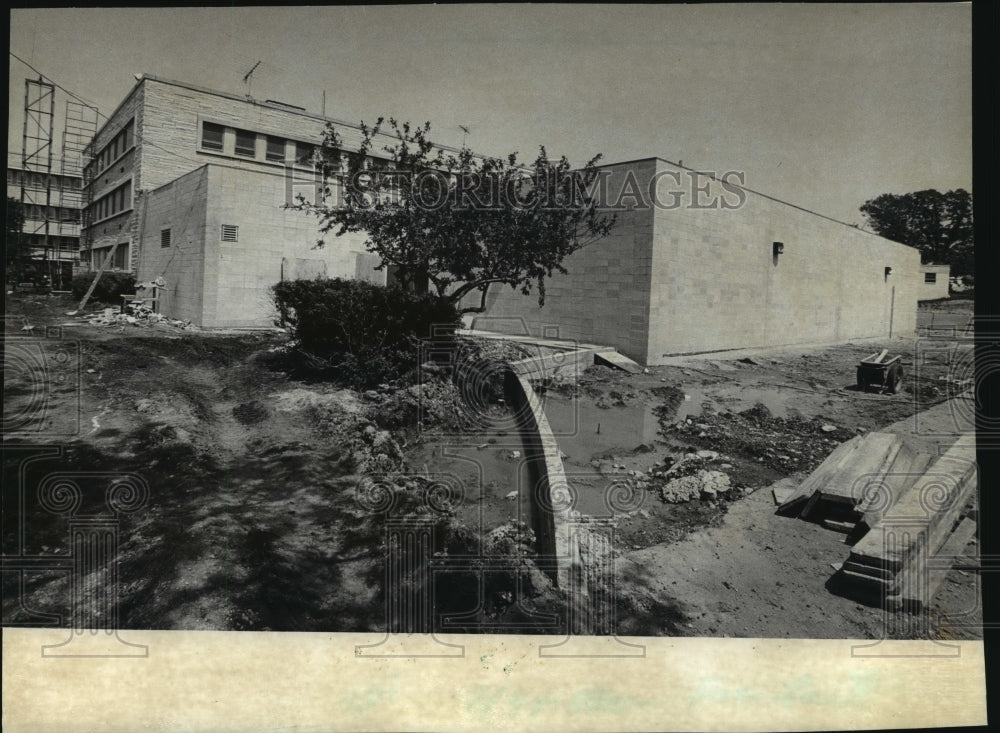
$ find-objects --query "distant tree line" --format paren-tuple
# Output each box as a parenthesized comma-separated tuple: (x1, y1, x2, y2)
(860, 189, 973, 277)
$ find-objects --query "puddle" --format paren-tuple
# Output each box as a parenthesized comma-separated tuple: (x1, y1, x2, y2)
(405, 428, 534, 533)
(675, 385, 793, 420)
(540, 394, 675, 517)
(540, 394, 660, 462)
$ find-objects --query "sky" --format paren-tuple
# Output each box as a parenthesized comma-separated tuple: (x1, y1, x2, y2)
(8, 4, 971, 226)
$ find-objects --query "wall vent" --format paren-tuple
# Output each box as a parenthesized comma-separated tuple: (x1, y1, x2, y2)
(221, 224, 239, 242)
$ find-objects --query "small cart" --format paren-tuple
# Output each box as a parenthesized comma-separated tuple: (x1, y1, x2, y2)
(856, 349, 903, 394)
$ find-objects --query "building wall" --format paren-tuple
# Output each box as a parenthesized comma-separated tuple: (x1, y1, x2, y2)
(135, 167, 210, 324)
(478, 158, 921, 363)
(137, 165, 375, 328)
(85, 86, 142, 272)
(470, 160, 657, 363)
(645, 160, 920, 360)
(918, 265, 950, 301)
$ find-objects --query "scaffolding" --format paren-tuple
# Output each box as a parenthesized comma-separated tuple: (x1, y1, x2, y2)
(59, 100, 98, 239)
(15, 78, 97, 289)
(19, 76, 56, 280)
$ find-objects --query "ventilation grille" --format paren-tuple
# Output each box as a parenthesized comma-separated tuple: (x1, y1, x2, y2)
(221, 224, 239, 242)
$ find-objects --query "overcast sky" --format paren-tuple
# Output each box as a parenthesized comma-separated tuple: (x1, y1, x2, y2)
(8, 4, 971, 225)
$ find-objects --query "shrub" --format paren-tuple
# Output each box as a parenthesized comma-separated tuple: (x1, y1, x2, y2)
(272, 278, 461, 388)
(70, 271, 136, 303)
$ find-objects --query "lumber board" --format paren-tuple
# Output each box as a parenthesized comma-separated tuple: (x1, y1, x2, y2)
(840, 567, 897, 594)
(849, 440, 977, 570)
(777, 436, 863, 516)
(891, 517, 978, 612)
(810, 432, 901, 503)
(856, 449, 935, 532)
(842, 559, 895, 581)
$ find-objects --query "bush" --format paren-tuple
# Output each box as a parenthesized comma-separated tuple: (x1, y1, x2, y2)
(272, 278, 461, 388)
(70, 271, 136, 303)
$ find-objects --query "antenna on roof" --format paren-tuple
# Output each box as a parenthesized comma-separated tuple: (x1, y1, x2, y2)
(243, 60, 261, 99)
(458, 125, 471, 147)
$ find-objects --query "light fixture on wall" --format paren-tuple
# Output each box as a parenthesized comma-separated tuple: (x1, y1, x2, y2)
(772, 241, 784, 265)
(884, 266, 893, 280)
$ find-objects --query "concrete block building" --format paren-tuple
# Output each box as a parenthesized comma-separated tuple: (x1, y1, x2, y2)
(474, 159, 922, 364)
(82, 74, 382, 327)
(84, 75, 921, 354)
(918, 264, 950, 301)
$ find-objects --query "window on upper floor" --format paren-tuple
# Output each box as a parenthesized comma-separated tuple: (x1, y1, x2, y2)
(925, 272, 937, 283)
(202, 121, 225, 151)
(296, 141, 315, 166)
(266, 136, 286, 162)
(234, 129, 257, 158)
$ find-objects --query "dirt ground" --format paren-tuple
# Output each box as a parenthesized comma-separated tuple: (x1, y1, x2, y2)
(2, 293, 980, 638)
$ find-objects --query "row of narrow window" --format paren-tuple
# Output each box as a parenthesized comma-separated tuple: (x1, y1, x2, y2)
(89, 180, 132, 222)
(87, 120, 135, 179)
(201, 122, 316, 165)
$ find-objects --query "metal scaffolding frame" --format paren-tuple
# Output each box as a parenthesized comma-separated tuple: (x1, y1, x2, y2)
(60, 100, 98, 239)
(14, 77, 98, 288)
(19, 76, 56, 275)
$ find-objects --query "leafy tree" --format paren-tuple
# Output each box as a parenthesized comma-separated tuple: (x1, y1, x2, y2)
(860, 189, 973, 275)
(301, 118, 616, 313)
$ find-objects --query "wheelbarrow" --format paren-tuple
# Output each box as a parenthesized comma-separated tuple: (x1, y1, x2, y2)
(856, 349, 903, 394)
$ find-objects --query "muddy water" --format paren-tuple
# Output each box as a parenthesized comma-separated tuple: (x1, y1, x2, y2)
(411, 379, 798, 525)
(404, 425, 536, 533)
(539, 393, 679, 517)
(675, 384, 792, 420)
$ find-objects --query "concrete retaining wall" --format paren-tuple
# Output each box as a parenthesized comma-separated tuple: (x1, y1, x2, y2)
(503, 365, 581, 594)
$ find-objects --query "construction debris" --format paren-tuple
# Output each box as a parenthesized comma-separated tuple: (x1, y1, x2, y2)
(777, 431, 978, 612)
(660, 470, 731, 503)
(839, 439, 977, 610)
(83, 302, 193, 329)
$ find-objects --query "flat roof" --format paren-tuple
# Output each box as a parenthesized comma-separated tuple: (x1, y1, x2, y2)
(598, 155, 908, 243)
(91, 73, 468, 158)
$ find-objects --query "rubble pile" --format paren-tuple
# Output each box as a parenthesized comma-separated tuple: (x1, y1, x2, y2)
(83, 304, 193, 329)
(660, 469, 732, 503)
(662, 403, 856, 474)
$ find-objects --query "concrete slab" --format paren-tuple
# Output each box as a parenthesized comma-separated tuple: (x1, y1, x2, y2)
(594, 350, 644, 374)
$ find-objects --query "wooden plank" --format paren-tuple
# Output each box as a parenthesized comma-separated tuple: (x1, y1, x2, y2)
(842, 559, 895, 581)
(772, 484, 797, 505)
(792, 433, 902, 522)
(70, 242, 119, 315)
(875, 348, 888, 364)
(822, 519, 856, 533)
(849, 440, 977, 569)
(855, 449, 935, 532)
(893, 517, 978, 612)
(778, 436, 864, 516)
(840, 567, 897, 594)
